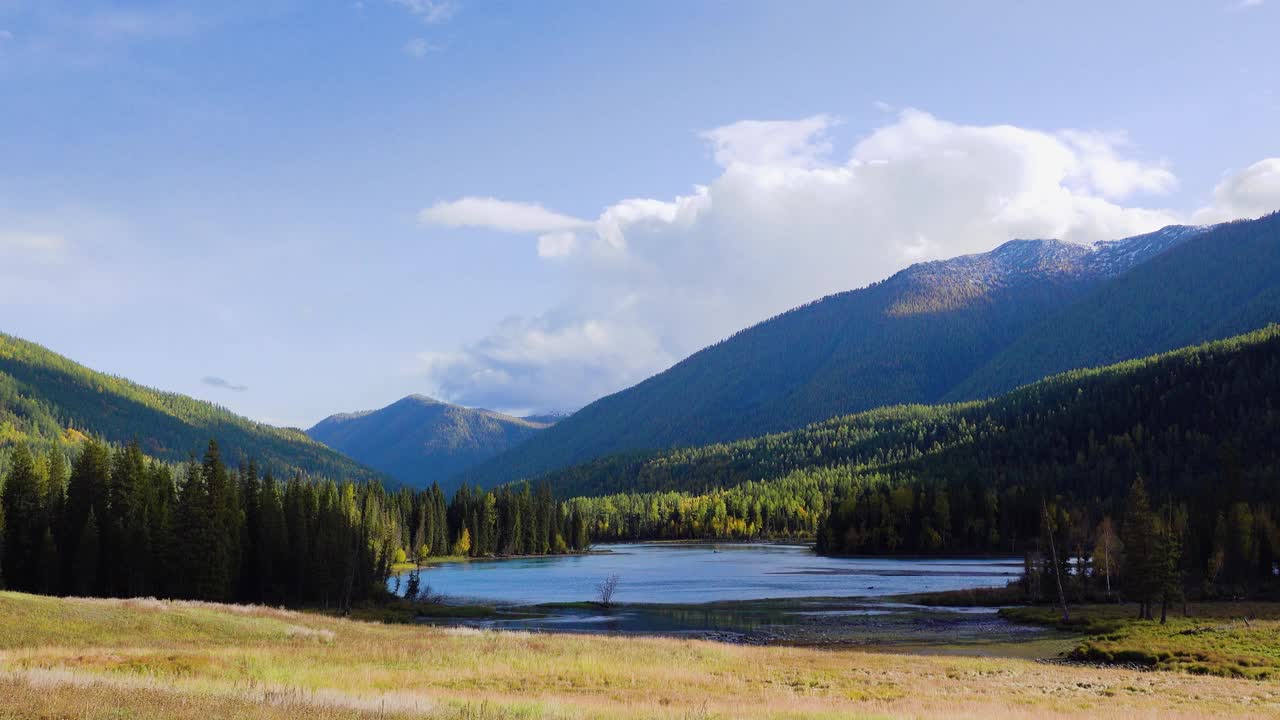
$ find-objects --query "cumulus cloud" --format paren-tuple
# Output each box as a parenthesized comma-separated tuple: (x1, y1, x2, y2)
(417, 315, 668, 413)
(1194, 158, 1280, 223)
(202, 376, 248, 392)
(701, 114, 839, 169)
(417, 109, 1271, 412)
(1058, 130, 1176, 199)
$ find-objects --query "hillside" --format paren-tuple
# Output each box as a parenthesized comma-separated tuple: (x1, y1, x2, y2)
(462, 222, 1215, 487)
(307, 395, 549, 489)
(548, 324, 1280, 500)
(0, 332, 379, 481)
(563, 326, 1280, 595)
(950, 212, 1280, 399)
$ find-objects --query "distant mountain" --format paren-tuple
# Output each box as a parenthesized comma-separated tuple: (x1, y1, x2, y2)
(307, 395, 550, 490)
(0, 332, 380, 481)
(522, 412, 570, 425)
(463, 221, 1223, 487)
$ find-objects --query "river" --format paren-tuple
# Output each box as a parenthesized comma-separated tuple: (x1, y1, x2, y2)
(392, 542, 1021, 605)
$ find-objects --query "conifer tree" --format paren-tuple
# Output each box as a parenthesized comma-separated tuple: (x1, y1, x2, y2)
(1122, 477, 1159, 620)
(63, 439, 110, 591)
(1157, 504, 1185, 624)
(72, 509, 100, 597)
(2, 445, 43, 592)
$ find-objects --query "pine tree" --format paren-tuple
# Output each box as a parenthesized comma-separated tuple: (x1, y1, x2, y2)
(175, 453, 218, 600)
(63, 439, 110, 592)
(257, 472, 288, 604)
(405, 567, 421, 600)
(36, 527, 58, 595)
(239, 460, 262, 601)
(1122, 477, 1160, 620)
(1158, 504, 1185, 624)
(144, 462, 175, 598)
(0, 493, 6, 590)
(2, 445, 44, 592)
(72, 510, 100, 597)
(106, 441, 148, 596)
(45, 447, 68, 569)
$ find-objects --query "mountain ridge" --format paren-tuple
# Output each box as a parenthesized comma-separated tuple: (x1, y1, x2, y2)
(460, 218, 1280, 489)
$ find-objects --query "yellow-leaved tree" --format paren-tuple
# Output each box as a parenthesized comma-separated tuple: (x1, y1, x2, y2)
(452, 527, 472, 557)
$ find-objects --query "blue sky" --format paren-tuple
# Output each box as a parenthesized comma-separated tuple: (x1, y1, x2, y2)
(2, 0, 1278, 427)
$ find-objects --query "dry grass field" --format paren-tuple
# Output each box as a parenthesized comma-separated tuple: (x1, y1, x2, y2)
(1, 591, 1279, 720)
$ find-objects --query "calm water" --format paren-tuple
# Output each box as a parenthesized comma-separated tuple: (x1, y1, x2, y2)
(392, 542, 1020, 605)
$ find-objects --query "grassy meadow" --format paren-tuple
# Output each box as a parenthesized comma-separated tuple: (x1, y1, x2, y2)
(2, 592, 1280, 719)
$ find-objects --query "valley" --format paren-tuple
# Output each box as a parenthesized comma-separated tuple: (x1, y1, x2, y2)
(7, 6, 1280, 717)
(2, 215, 1279, 718)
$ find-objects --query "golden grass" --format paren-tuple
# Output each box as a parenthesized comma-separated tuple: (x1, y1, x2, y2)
(1, 592, 1278, 719)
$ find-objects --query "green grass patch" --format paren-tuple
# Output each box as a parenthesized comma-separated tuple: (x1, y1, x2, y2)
(344, 598, 498, 624)
(1001, 602, 1280, 679)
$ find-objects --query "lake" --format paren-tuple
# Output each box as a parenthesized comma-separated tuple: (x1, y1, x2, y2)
(392, 542, 1021, 606)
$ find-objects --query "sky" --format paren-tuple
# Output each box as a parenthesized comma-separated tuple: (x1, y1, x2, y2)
(1, 0, 1279, 428)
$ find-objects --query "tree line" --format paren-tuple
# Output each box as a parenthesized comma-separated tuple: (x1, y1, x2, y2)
(0, 438, 588, 608)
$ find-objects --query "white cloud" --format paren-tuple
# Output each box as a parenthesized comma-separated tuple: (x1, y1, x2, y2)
(420, 197, 589, 233)
(390, 0, 458, 23)
(0, 30, 13, 42)
(536, 231, 577, 258)
(417, 109, 1268, 412)
(1193, 158, 1280, 223)
(402, 37, 440, 58)
(1239, 0, 1264, 8)
(700, 114, 839, 169)
(417, 315, 669, 413)
(1059, 130, 1176, 199)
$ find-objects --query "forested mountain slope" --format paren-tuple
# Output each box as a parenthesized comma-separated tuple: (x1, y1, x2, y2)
(950, 212, 1280, 400)
(562, 326, 1280, 597)
(0, 333, 379, 481)
(307, 395, 549, 490)
(543, 323, 1280, 500)
(464, 223, 1212, 487)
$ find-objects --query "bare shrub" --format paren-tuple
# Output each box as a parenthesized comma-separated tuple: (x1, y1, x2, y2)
(596, 574, 620, 607)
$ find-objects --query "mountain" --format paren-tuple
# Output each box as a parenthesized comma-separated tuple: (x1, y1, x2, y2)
(548, 323, 1280, 501)
(462, 221, 1221, 487)
(0, 332, 380, 481)
(306, 395, 550, 489)
(948, 213, 1280, 399)
(560, 324, 1280, 590)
